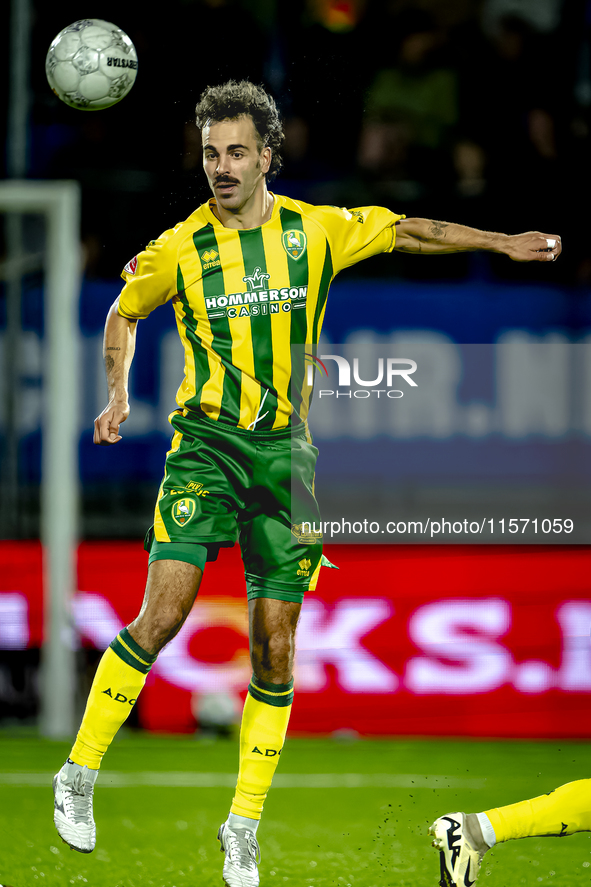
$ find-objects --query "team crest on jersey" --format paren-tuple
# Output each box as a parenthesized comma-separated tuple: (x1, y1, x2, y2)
(282, 230, 307, 260)
(124, 255, 138, 275)
(171, 498, 196, 527)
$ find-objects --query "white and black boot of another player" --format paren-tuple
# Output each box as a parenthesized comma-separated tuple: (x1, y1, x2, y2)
(53, 759, 98, 853)
(429, 812, 484, 887)
(218, 821, 261, 887)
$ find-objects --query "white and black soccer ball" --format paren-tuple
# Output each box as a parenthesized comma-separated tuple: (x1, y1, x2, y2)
(192, 691, 242, 733)
(45, 19, 138, 110)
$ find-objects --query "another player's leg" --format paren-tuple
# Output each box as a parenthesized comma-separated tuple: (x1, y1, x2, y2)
(219, 597, 300, 887)
(54, 556, 203, 852)
(483, 778, 591, 842)
(429, 779, 591, 886)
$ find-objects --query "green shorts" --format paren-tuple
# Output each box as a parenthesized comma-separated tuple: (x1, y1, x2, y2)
(146, 411, 324, 603)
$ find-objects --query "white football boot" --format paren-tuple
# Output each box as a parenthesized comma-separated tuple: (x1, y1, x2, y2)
(218, 821, 261, 887)
(53, 759, 98, 853)
(429, 812, 484, 887)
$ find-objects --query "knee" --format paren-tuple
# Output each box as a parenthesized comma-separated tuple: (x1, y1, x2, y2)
(251, 631, 294, 683)
(129, 605, 186, 655)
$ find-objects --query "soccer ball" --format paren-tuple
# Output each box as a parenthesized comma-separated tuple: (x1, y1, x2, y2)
(45, 19, 138, 110)
(192, 691, 242, 734)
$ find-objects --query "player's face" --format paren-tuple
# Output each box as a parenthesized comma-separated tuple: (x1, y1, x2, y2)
(202, 116, 271, 214)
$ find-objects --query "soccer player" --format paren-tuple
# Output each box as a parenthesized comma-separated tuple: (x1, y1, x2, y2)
(430, 780, 591, 887)
(52, 80, 562, 887)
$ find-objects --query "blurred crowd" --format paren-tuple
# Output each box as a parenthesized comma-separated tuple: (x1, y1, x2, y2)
(19, 0, 591, 282)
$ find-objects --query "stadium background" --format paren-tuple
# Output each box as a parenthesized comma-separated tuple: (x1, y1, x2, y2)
(1, 0, 590, 741)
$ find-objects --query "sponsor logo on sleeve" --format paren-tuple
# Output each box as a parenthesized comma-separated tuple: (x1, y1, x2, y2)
(124, 255, 138, 275)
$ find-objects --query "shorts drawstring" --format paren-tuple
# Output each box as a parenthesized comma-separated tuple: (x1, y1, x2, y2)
(247, 388, 270, 431)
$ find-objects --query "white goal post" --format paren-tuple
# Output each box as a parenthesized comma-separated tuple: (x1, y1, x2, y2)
(0, 180, 81, 738)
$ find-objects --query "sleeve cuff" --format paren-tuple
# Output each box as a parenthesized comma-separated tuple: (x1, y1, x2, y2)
(117, 305, 143, 321)
(386, 214, 406, 253)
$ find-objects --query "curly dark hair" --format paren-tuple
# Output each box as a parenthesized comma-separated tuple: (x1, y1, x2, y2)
(195, 80, 284, 182)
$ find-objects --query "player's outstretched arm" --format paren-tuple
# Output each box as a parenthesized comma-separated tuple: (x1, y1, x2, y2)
(93, 297, 138, 446)
(394, 218, 562, 262)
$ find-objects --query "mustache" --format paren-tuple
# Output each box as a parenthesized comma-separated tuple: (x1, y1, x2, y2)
(215, 176, 239, 186)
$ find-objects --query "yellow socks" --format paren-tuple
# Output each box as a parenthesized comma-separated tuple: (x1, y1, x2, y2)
(70, 631, 294, 821)
(485, 779, 591, 842)
(70, 628, 157, 770)
(231, 674, 294, 820)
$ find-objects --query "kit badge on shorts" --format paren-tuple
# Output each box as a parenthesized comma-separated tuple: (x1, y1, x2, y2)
(171, 498, 196, 526)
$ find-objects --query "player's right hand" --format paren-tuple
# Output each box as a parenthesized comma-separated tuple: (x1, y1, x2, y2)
(504, 231, 562, 262)
(93, 401, 130, 445)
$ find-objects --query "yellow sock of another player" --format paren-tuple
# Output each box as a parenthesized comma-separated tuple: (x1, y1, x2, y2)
(230, 674, 294, 820)
(485, 779, 591, 842)
(70, 628, 157, 770)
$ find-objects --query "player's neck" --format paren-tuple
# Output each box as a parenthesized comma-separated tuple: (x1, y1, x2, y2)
(214, 186, 274, 230)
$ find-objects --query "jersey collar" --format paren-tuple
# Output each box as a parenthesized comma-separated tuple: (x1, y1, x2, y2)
(204, 193, 281, 230)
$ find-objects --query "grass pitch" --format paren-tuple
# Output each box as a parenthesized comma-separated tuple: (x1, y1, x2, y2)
(0, 731, 589, 887)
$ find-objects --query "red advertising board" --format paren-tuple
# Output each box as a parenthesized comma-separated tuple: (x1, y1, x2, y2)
(1, 541, 590, 737)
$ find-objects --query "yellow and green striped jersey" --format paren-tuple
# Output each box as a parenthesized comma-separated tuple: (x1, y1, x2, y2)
(118, 194, 403, 431)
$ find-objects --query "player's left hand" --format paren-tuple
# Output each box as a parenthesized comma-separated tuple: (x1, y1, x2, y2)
(505, 232, 562, 262)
